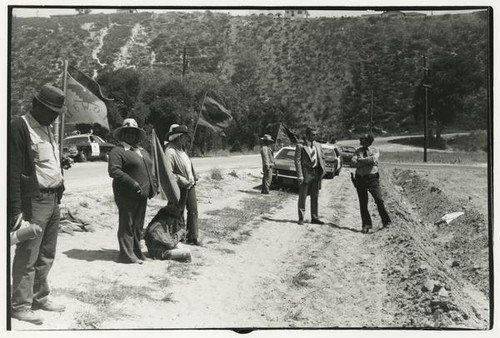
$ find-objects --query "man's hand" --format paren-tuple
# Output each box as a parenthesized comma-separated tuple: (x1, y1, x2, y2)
(178, 176, 191, 188)
(297, 177, 304, 184)
(133, 182, 142, 195)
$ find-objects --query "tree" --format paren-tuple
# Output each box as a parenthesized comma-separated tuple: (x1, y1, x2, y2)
(412, 53, 483, 138)
(75, 8, 92, 15)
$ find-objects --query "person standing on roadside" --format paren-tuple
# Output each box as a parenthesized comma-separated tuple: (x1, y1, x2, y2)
(351, 134, 392, 233)
(108, 118, 158, 264)
(295, 127, 326, 225)
(260, 134, 275, 194)
(9, 84, 67, 325)
(164, 124, 201, 246)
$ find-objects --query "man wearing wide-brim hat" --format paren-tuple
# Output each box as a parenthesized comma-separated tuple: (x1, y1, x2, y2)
(108, 118, 158, 264)
(9, 84, 67, 325)
(164, 124, 201, 246)
(260, 134, 275, 194)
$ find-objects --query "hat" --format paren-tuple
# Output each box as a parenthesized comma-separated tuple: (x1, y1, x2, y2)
(168, 124, 189, 141)
(260, 134, 274, 142)
(113, 118, 146, 140)
(33, 84, 66, 114)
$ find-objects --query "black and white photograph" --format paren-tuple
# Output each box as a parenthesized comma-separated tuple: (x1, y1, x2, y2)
(3, 0, 495, 334)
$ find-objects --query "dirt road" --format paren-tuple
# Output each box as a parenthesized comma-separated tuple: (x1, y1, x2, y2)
(10, 158, 490, 330)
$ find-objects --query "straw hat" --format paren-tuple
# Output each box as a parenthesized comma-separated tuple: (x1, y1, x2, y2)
(113, 118, 145, 140)
(260, 134, 274, 142)
(168, 124, 189, 141)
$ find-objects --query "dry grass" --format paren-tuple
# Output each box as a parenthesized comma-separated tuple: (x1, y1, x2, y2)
(381, 151, 487, 164)
(200, 191, 289, 244)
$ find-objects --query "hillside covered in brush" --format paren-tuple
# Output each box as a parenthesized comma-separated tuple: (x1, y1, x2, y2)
(10, 10, 489, 150)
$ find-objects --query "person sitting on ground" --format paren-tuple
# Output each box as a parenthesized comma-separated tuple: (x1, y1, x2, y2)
(144, 205, 189, 261)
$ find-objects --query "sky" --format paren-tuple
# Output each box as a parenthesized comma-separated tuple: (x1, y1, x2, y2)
(11, 7, 485, 18)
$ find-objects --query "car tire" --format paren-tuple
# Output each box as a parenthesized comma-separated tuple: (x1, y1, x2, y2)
(78, 150, 88, 162)
(324, 172, 334, 179)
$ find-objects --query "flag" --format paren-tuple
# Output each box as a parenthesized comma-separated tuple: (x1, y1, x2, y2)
(275, 123, 300, 146)
(151, 129, 181, 204)
(197, 96, 233, 132)
(64, 65, 111, 129)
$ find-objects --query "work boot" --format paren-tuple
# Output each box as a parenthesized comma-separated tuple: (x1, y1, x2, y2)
(32, 300, 66, 312)
(186, 238, 203, 246)
(12, 308, 44, 325)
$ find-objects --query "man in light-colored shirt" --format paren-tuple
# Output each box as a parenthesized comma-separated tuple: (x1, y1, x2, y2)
(260, 134, 275, 194)
(351, 134, 391, 233)
(164, 124, 201, 246)
(9, 84, 67, 325)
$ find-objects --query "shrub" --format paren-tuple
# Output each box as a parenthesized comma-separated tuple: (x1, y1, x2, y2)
(210, 168, 223, 180)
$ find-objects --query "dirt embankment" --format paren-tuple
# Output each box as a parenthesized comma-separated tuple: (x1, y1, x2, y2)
(380, 169, 489, 328)
(10, 165, 490, 330)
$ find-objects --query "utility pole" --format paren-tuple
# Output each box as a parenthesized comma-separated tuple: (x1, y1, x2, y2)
(182, 44, 187, 77)
(422, 55, 432, 163)
(370, 89, 374, 134)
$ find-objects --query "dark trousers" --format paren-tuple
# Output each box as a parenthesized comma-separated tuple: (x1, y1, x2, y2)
(261, 167, 273, 194)
(355, 173, 391, 228)
(11, 193, 60, 311)
(298, 170, 321, 221)
(178, 186, 198, 240)
(114, 194, 147, 263)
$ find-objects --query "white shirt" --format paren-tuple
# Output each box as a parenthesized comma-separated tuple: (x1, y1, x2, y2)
(22, 113, 63, 189)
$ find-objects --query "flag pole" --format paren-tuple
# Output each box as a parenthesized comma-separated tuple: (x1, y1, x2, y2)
(59, 60, 69, 174)
(274, 123, 282, 151)
(189, 91, 208, 153)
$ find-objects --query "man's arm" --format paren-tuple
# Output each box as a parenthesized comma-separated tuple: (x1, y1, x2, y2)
(295, 144, 304, 183)
(9, 118, 25, 227)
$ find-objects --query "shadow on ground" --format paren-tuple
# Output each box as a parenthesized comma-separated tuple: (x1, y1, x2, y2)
(63, 249, 119, 262)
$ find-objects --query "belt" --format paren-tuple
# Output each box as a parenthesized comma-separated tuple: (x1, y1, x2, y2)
(39, 187, 61, 194)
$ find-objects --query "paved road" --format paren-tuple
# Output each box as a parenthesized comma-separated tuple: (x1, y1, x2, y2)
(63, 132, 474, 194)
(337, 132, 470, 153)
(63, 154, 261, 194)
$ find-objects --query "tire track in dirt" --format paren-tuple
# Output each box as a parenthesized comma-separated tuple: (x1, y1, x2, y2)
(253, 169, 395, 327)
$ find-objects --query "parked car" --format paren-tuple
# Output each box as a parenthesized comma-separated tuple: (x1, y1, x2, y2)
(272, 144, 342, 186)
(337, 145, 357, 166)
(272, 146, 298, 187)
(63, 134, 115, 162)
(321, 143, 343, 179)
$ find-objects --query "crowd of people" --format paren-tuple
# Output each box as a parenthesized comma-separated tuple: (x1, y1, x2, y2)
(8, 84, 391, 325)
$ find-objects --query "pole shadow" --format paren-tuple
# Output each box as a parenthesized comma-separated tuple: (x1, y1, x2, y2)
(326, 222, 364, 233)
(238, 189, 261, 195)
(261, 216, 298, 224)
(63, 248, 120, 262)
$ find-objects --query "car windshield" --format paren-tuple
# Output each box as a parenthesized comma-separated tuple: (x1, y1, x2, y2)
(275, 149, 295, 160)
(90, 135, 106, 143)
(64, 136, 88, 144)
(341, 146, 356, 153)
(322, 146, 338, 157)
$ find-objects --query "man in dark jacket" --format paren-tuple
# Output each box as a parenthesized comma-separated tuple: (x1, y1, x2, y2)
(9, 84, 67, 325)
(295, 127, 326, 225)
